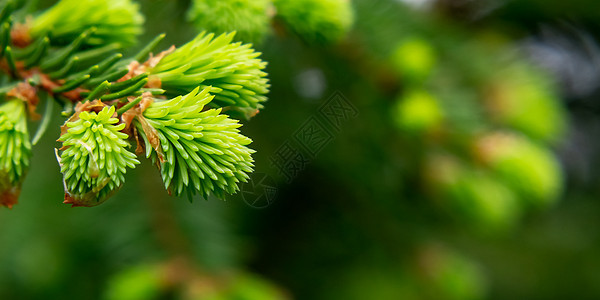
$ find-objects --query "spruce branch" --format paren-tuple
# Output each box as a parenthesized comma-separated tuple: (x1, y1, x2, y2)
(0, 0, 270, 207)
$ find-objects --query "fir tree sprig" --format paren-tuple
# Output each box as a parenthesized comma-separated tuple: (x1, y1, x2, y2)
(135, 87, 255, 199)
(58, 104, 139, 207)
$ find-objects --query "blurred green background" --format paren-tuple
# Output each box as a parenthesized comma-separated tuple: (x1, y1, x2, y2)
(4, 0, 600, 299)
